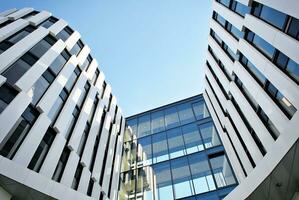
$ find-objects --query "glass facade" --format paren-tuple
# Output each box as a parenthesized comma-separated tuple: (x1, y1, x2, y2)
(119, 95, 237, 200)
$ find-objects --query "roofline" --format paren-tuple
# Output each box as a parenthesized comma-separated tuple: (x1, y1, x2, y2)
(126, 93, 203, 120)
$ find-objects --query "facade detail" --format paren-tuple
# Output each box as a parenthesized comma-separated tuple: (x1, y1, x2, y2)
(119, 95, 237, 200)
(0, 8, 125, 200)
(204, 0, 299, 199)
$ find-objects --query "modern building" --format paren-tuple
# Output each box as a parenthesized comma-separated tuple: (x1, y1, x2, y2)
(204, 0, 299, 199)
(0, 8, 125, 200)
(119, 95, 237, 200)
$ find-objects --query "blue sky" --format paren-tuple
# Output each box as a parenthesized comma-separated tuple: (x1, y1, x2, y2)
(1, 0, 212, 116)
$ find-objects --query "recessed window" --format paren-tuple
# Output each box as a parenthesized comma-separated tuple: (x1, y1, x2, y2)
(0, 83, 18, 113)
(40, 17, 58, 29)
(56, 26, 73, 41)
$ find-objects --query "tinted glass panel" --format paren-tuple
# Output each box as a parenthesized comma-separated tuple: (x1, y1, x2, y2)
(171, 157, 194, 198)
(152, 132, 168, 163)
(153, 162, 174, 200)
(182, 123, 204, 154)
(167, 127, 185, 159)
(137, 136, 152, 166)
(188, 153, 216, 194)
(138, 115, 151, 137)
(164, 107, 180, 129)
(151, 110, 165, 134)
(210, 154, 236, 188)
(251, 33, 275, 58)
(258, 4, 287, 30)
(30, 76, 50, 105)
(287, 18, 299, 39)
(178, 103, 195, 125)
(198, 123, 221, 149)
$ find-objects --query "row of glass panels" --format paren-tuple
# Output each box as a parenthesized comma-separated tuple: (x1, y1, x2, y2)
(122, 121, 221, 172)
(126, 100, 210, 139)
(119, 151, 237, 200)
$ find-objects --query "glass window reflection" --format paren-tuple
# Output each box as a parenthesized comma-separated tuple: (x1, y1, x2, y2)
(188, 153, 216, 194)
(199, 123, 221, 149)
(138, 115, 151, 138)
(165, 107, 180, 129)
(210, 154, 236, 188)
(192, 101, 210, 120)
(182, 123, 204, 154)
(151, 110, 165, 134)
(178, 103, 195, 125)
(167, 127, 185, 159)
(171, 157, 194, 199)
(137, 136, 152, 166)
(152, 132, 169, 163)
(153, 162, 174, 200)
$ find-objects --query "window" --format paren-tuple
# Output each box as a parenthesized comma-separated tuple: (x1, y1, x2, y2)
(287, 18, 299, 40)
(0, 83, 18, 113)
(164, 107, 180, 129)
(240, 54, 267, 85)
(2, 35, 55, 85)
(70, 39, 84, 56)
(252, 2, 287, 30)
(28, 127, 56, 172)
(151, 110, 165, 134)
(64, 67, 81, 93)
(48, 89, 67, 123)
(127, 118, 138, 138)
(91, 69, 99, 85)
(231, 1, 249, 17)
(213, 12, 243, 40)
(192, 101, 210, 120)
(167, 127, 185, 159)
(30, 74, 50, 105)
(275, 52, 299, 83)
(266, 82, 296, 117)
(40, 17, 58, 28)
(152, 132, 168, 163)
(56, 26, 73, 41)
(2, 26, 35, 49)
(49, 50, 70, 75)
(77, 123, 90, 157)
(177, 103, 195, 125)
(171, 157, 194, 199)
(182, 123, 204, 154)
(72, 164, 83, 190)
(136, 167, 154, 199)
(198, 122, 221, 149)
(246, 30, 275, 59)
(138, 114, 151, 138)
(153, 162, 174, 200)
(52, 147, 71, 182)
(0, 19, 13, 29)
(0, 106, 39, 159)
(188, 153, 216, 194)
(137, 136, 152, 166)
(82, 54, 92, 70)
(209, 153, 236, 188)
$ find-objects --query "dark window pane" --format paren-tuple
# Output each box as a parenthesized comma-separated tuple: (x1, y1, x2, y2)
(286, 59, 299, 82)
(0, 83, 18, 113)
(252, 33, 275, 58)
(7, 26, 35, 44)
(30, 76, 50, 105)
(56, 26, 73, 41)
(29, 36, 54, 58)
(49, 52, 68, 75)
(2, 54, 34, 85)
(40, 17, 58, 29)
(287, 18, 299, 39)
